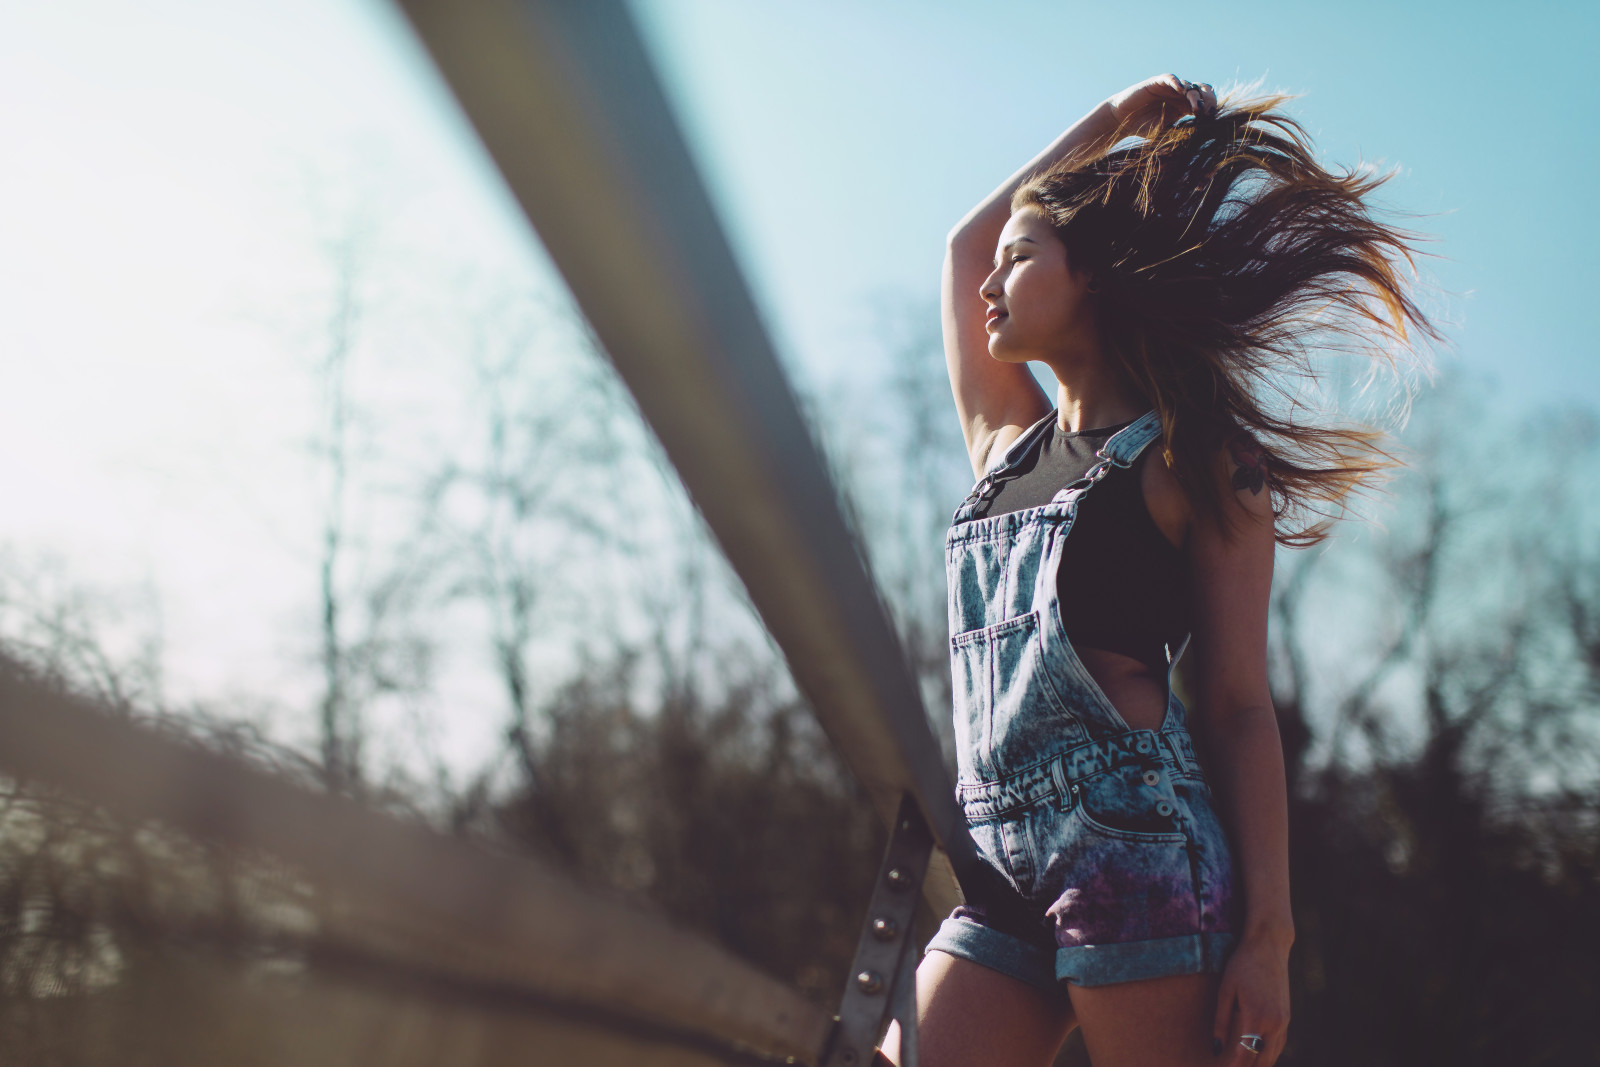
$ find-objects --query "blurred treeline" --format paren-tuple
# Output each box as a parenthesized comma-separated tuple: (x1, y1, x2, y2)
(1, 280, 1597, 1066)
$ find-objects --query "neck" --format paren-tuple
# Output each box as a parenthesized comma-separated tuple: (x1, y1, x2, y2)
(1049, 357, 1147, 434)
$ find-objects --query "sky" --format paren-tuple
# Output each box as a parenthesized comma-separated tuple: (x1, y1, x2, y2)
(631, 0, 1599, 406)
(0, 0, 1594, 776)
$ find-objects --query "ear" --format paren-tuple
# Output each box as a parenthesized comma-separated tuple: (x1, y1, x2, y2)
(1063, 247, 1096, 292)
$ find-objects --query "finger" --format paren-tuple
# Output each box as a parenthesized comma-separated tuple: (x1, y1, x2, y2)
(1264, 1019, 1290, 1066)
(1211, 974, 1236, 1049)
(1223, 1032, 1259, 1067)
(1219, 1011, 1252, 1067)
(1227, 1014, 1273, 1067)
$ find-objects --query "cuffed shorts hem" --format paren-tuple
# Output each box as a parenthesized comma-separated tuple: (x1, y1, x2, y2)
(926, 916, 1236, 991)
(926, 915, 1058, 992)
(1056, 931, 1236, 986)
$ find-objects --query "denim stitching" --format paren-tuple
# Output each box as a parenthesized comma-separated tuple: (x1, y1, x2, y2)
(944, 408, 1237, 983)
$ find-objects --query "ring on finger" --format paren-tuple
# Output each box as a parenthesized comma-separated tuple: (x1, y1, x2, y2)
(1239, 1033, 1265, 1055)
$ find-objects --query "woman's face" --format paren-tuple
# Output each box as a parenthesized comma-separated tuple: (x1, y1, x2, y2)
(981, 207, 1097, 365)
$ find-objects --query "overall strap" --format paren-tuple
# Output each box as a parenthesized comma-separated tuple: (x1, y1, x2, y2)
(952, 410, 1059, 523)
(1045, 410, 1163, 506)
(1100, 410, 1163, 468)
(989, 409, 1059, 473)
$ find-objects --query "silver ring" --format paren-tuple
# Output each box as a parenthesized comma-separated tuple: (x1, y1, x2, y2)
(1239, 1034, 1265, 1055)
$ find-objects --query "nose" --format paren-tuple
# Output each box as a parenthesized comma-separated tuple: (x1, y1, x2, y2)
(979, 264, 1003, 305)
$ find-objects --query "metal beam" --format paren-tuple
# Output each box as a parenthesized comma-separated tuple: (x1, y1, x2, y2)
(392, 0, 975, 922)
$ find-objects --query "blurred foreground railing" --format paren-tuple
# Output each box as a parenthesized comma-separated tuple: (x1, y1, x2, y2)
(0, 659, 829, 1066)
(388, 0, 974, 922)
(390, 3, 992, 1061)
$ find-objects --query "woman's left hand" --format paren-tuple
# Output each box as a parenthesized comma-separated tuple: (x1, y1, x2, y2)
(1105, 74, 1218, 134)
(1212, 931, 1292, 1065)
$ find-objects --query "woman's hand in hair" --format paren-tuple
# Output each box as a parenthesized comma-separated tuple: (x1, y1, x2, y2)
(1106, 74, 1217, 134)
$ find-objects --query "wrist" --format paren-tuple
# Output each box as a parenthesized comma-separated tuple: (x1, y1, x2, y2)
(1241, 916, 1295, 955)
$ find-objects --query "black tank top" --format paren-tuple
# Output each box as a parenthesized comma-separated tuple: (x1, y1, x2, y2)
(966, 418, 1190, 673)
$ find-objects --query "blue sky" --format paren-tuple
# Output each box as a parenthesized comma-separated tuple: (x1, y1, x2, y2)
(630, 0, 1598, 408)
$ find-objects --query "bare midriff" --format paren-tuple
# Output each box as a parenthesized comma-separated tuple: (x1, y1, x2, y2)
(1077, 646, 1171, 733)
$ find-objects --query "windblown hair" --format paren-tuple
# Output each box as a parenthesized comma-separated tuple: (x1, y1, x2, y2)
(1013, 93, 1438, 546)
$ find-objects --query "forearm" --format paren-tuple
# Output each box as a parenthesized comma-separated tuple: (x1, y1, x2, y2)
(1202, 704, 1294, 949)
(947, 99, 1118, 252)
(941, 98, 1120, 467)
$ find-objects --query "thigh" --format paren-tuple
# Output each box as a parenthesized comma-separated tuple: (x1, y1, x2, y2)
(1068, 972, 1218, 1067)
(878, 949, 1076, 1067)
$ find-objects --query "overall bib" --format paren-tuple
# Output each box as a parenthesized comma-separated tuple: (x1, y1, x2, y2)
(927, 410, 1239, 989)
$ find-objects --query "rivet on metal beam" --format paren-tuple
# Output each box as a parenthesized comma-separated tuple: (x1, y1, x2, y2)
(870, 917, 899, 942)
(855, 970, 884, 995)
(885, 867, 911, 891)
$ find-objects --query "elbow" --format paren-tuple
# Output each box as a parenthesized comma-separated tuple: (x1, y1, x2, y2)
(946, 226, 983, 258)
(945, 229, 994, 291)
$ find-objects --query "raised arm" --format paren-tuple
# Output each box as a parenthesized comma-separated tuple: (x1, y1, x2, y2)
(943, 75, 1216, 477)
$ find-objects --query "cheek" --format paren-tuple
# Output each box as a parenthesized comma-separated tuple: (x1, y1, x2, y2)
(1010, 271, 1079, 334)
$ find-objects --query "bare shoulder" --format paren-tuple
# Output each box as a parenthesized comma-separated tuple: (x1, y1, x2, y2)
(1138, 429, 1276, 554)
(1221, 430, 1275, 521)
(1138, 444, 1190, 549)
(1190, 428, 1276, 566)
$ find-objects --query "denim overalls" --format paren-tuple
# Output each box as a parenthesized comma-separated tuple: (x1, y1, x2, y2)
(926, 410, 1238, 989)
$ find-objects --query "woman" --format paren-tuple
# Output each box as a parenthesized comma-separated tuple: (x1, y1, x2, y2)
(881, 76, 1433, 1067)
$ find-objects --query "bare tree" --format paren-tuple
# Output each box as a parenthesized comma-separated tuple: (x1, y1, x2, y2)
(1261, 384, 1600, 1065)
(425, 294, 638, 784)
(312, 228, 362, 791)
(808, 301, 975, 761)
(304, 222, 440, 796)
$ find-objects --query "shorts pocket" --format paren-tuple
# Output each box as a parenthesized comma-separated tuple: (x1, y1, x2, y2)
(1074, 770, 1188, 843)
(1075, 802, 1187, 844)
(1038, 806, 1200, 948)
(964, 814, 1036, 898)
(966, 817, 1007, 875)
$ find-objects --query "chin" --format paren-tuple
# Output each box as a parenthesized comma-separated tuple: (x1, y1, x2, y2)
(987, 339, 1030, 364)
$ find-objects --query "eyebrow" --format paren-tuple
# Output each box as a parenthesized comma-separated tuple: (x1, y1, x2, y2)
(995, 236, 1038, 265)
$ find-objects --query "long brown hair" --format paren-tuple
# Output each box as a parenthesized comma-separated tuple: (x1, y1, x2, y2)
(1013, 93, 1438, 546)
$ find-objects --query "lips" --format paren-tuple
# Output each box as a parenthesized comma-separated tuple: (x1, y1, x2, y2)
(985, 308, 1007, 327)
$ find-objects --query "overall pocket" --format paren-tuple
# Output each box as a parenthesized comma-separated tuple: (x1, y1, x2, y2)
(951, 611, 1074, 781)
